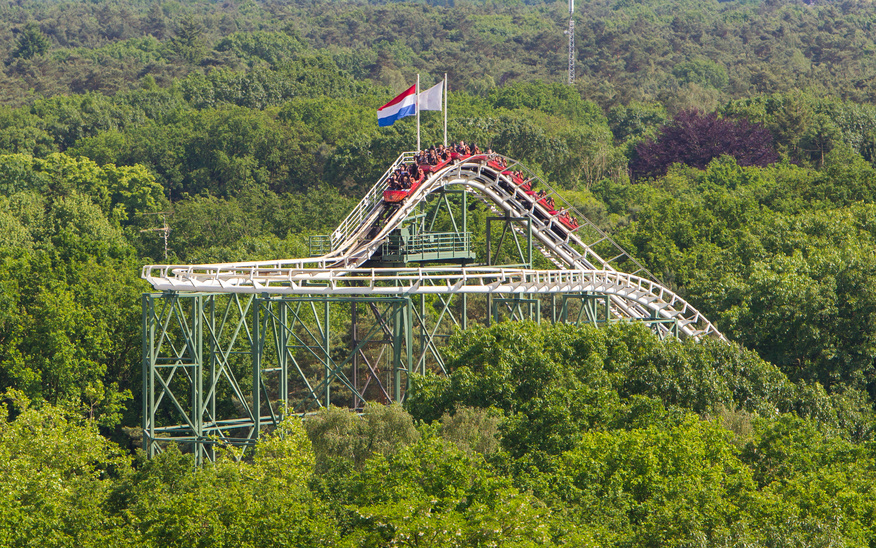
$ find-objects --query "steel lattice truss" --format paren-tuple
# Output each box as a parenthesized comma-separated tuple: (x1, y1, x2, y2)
(144, 153, 723, 339)
(144, 266, 720, 338)
(141, 153, 725, 459)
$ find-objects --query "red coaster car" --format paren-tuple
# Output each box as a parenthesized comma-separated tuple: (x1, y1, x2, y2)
(419, 158, 450, 176)
(537, 198, 557, 215)
(559, 215, 579, 231)
(384, 181, 422, 203)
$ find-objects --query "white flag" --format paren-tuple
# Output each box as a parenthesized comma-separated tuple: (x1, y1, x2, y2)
(418, 81, 443, 111)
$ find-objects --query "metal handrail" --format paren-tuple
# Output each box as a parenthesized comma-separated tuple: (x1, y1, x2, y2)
(466, 154, 661, 286)
(140, 265, 723, 340)
(142, 153, 722, 340)
(382, 232, 471, 255)
(308, 235, 332, 257)
(329, 152, 415, 250)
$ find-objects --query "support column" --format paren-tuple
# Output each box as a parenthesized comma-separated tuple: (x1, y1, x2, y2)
(391, 298, 413, 403)
(207, 295, 216, 462)
(393, 301, 403, 402)
(324, 298, 331, 407)
(405, 299, 413, 399)
(192, 296, 204, 465)
(351, 301, 359, 410)
(141, 294, 154, 457)
(279, 299, 288, 418)
(486, 217, 492, 328)
(419, 295, 426, 375)
(584, 293, 597, 325)
(462, 191, 468, 331)
(252, 296, 262, 441)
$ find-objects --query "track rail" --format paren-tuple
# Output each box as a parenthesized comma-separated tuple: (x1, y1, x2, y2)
(143, 153, 725, 340)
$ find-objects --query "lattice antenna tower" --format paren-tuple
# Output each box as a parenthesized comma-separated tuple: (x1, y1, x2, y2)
(139, 211, 171, 261)
(565, 0, 575, 84)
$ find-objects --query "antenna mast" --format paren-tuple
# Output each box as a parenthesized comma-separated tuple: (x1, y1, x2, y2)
(139, 212, 171, 261)
(567, 0, 575, 85)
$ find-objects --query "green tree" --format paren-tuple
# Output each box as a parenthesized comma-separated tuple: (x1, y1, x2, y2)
(554, 415, 757, 545)
(672, 58, 729, 90)
(0, 393, 130, 546)
(345, 435, 550, 547)
(305, 403, 420, 471)
(169, 15, 206, 64)
(608, 101, 668, 144)
(215, 30, 305, 67)
(115, 417, 337, 547)
(12, 22, 50, 60)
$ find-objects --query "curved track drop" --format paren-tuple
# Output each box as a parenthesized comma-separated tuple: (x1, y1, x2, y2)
(140, 151, 728, 460)
(142, 152, 724, 341)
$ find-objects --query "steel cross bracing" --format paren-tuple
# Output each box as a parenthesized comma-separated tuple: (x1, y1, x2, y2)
(141, 153, 728, 458)
(143, 266, 721, 340)
(143, 153, 725, 341)
(142, 292, 415, 460)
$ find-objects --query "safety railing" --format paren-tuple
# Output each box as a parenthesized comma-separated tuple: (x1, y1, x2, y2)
(139, 264, 723, 340)
(381, 231, 472, 258)
(459, 154, 660, 284)
(308, 235, 332, 257)
(329, 152, 416, 250)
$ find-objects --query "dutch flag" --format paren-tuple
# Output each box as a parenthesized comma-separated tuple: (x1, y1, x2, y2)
(377, 85, 417, 127)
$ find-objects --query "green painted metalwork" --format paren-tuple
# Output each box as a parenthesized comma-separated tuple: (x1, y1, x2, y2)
(379, 230, 475, 263)
(560, 293, 610, 326)
(142, 293, 414, 458)
(485, 213, 533, 269)
(308, 234, 333, 256)
(142, 165, 691, 461)
(485, 213, 534, 327)
(492, 297, 541, 324)
(142, 292, 260, 460)
(142, 288, 685, 460)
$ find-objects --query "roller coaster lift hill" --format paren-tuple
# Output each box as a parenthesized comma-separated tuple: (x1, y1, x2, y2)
(140, 148, 725, 461)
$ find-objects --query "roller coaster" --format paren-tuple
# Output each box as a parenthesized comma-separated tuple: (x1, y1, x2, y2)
(141, 151, 725, 461)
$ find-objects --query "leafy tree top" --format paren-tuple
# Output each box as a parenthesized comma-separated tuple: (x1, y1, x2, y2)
(12, 22, 50, 60)
(631, 109, 779, 180)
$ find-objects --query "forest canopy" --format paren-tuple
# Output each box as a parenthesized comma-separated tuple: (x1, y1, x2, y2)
(1, 0, 876, 545)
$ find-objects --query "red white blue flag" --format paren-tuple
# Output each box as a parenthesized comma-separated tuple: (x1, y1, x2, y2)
(377, 85, 417, 127)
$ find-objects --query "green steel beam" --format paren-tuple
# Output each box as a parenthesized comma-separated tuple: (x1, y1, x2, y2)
(142, 179, 687, 463)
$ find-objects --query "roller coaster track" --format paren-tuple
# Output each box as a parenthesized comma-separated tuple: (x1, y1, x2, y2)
(143, 153, 725, 341)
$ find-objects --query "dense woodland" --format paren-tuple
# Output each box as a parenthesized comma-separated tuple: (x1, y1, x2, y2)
(2, 0, 876, 545)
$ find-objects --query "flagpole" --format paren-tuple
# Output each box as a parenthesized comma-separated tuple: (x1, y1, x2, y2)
(443, 73, 448, 146)
(416, 74, 421, 153)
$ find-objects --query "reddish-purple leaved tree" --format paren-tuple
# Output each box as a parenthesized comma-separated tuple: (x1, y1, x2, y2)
(631, 110, 779, 180)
